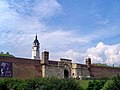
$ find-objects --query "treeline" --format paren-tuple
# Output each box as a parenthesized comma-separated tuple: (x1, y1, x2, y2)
(0, 77, 81, 90)
(87, 75, 120, 90)
(0, 76, 120, 90)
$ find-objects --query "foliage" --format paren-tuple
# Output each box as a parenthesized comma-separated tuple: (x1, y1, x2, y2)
(101, 75, 120, 90)
(0, 78, 26, 90)
(77, 80, 89, 90)
(92, 63, 108, 67)
(87, 76, 120, 90)
(93, 63, 120, 68)
(0, 54, 15, 57)
(1, 76, 120, 90)
(25, 77, 81, 90)
(87, 79, 107, 90)
(0, 77, 81, 90)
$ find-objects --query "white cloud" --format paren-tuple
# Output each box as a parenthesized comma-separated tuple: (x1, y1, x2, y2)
(6, 0, 62, 19)
(0, 0, 62, 57)
(65, 50, 84, 63)
(0, 0, 62, 32)
(63, 42, 120, 65)
(32, 0, 62, 18)
(0, 0, 61, 40)
(0, 0, 90, 58)
(86, 42, 120, 65)
(40, 30, 89, 48)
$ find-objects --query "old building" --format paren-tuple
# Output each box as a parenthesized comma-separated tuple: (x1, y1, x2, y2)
(32, 35, 40, 59)
(0, 35, 120, 79)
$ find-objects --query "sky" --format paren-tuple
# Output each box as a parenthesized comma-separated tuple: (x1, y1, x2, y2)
(0, 0, 120, 65)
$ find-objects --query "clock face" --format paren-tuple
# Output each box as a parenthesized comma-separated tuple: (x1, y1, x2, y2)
(34, 47, 37, 50)
(33, 47, 39, 50)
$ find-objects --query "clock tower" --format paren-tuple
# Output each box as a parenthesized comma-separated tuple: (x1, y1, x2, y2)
(32, 35, 40, 59)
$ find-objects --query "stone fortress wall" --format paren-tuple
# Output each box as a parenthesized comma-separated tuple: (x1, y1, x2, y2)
(0, 56, 41, 79)
(91, 66, 120, 78)
(0, 51, 120, 79)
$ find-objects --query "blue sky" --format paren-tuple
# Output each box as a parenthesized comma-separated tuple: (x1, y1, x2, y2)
(0, 0, 120, 65)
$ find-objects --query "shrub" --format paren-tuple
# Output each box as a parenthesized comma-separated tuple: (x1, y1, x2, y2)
(101, 75, 120, 90)
(87, 79, 107, 90)
(25, 77, 81, 90)
(0, 78, 26, 90)
(0, 77, 82, 90)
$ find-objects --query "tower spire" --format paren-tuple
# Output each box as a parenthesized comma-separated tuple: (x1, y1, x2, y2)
(32, 34, 40, 60)
(35, 33, 37, 39)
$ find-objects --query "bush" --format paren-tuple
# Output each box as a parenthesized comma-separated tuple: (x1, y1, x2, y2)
(25, 77, 81, 90)
(0, 77, 81, 90)
(101, 75, 120, 90)
(0, 78, 26, 90)
(87, 79, 107, 90)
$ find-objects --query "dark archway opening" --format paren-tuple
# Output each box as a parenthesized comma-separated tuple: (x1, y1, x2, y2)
(64, 69, 69, 78)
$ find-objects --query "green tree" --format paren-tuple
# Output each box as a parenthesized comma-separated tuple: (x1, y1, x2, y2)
(87, 79, 107, 90)
(0, 78, 26, 90)
(0, 77, 82, 90)
(101, 75, 120, 90)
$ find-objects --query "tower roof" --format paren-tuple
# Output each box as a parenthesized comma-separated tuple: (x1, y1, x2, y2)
(33, 35, 39, 45)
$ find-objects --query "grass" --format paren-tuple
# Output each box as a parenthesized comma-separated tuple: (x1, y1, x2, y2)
(0, 54, 15, 57)
(93, 63, 120, 68)
(76, 80, 89, 90)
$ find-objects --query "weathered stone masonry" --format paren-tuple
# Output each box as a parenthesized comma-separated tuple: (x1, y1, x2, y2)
(0, 56, 41, 79)
(0, 53, 120, 79)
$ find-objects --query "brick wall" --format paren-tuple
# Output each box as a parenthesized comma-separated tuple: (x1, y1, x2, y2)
(1, 56, 120, 79)
(0, 56, 42, 79)
(91, 65, 120, 78)
(81, 65, 90, 77)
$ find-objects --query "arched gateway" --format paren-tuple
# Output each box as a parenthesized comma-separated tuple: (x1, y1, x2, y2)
(64, 69, 69, 78)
